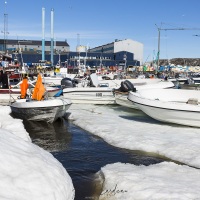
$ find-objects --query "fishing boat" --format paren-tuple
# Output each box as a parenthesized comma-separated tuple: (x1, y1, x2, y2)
(128, 88, 200, 128)
(0, 84, 61, 105)
(63, 87, 115, 104)
(10, 98, 71, 123)
(42, 70, 77, 87)
(99, 77, 162, 88)
(10, 74, 72, 123)
(114, 80, 174, 109)
(62, 73, 115, 104)
(177, 77, 200, 90)
(13, 79, 61, 97)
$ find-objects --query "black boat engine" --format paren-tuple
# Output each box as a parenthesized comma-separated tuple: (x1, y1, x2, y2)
(116, 80, 136, 92)
(61, 78, 76, 89)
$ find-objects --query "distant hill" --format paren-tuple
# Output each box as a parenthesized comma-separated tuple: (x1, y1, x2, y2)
(159, 58, 200, 66)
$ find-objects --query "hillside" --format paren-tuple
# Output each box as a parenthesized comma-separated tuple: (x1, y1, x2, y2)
(159, 58, 200, 66)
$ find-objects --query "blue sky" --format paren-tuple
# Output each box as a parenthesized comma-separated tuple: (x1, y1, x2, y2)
(1, 0, 200, 63)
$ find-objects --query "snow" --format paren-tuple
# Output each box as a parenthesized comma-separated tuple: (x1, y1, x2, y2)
(2, 100, 200, 199)
(68, 104, 200, 199)
(0, 106, 74, 200)
(99, 162, 200, 200)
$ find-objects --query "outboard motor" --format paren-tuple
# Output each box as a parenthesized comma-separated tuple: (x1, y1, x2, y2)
(61, 78, 76, 89)
(115, 80, 136, 93)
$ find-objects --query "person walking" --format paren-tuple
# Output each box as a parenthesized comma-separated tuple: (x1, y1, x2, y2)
(0, 70, 9, 89)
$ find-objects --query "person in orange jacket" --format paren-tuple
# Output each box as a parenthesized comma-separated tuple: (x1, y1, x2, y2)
(20, 76, 29, 99)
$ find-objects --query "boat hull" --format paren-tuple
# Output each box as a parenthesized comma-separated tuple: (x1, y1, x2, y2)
(99, 78, 162, 88)
(115, 92, 138, 109)
(10, 98, 71, 123)
(63, 87, 115, 104)
(114, 81, 174, 109)
(46, 87, 61, 97)
(128, 89, 200, 128)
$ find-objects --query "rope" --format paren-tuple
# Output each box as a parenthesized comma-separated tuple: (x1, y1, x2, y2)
(8, 94, 16, 105)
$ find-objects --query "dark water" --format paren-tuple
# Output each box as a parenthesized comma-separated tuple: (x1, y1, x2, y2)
(23, 118, 166, 200)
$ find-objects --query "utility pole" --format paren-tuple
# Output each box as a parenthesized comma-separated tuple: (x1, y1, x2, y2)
(42, 7, 45, 61)
(2, 1, 9, 53)
(77, 33, 80, 67)
(51, 8, 54, 67)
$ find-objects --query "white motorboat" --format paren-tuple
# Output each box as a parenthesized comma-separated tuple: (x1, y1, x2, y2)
(63, 87, 115, 104)
(18, 79, 61, 97)
(114, 80, 174, 109)
(99, 78, 162, 88)
(178, 77, 200, 90)
(62, 73, 115, 104)
(192, 77, 200, 84)
(10, 98, 72, 123)
(128, 88, 200, 128)
(10, 74, 71, 123)
(42, 74, 77, 86)
(168, 77, 190, 88)
(0, 86, 61, 105)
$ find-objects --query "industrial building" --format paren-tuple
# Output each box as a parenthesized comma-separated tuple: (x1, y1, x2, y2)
(89, 38, 143, 64)
(0, 38, 143, 69)
(0, 39, 69, 54)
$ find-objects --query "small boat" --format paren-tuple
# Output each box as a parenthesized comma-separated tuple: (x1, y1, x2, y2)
(0, 74, 61, 105)
(99, 77, 162, 88)
(0, 85, 61, 105)
(128, 88, 200, 128)
(10, 74, 72, 123)
(168, 77, 190, 88)
(63, 87, 115, 104)
(13, 79, 61, 97)
(62, 73, 115, 104)
(178, 77, 200, 90)
(190, 77, 200, 85)
(114, 80, 174, 109)
(10, 98, 71, 123)
(42, 73, 77, 87)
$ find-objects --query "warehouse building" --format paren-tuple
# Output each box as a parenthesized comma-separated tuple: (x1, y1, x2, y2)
(0, 39, 69, 54)
(89, 38, 143, 64)
(0, 38, 143, 68)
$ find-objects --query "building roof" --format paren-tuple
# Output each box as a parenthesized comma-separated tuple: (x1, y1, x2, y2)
(0, 39, 69, 47)
(90, 41, 114, 50)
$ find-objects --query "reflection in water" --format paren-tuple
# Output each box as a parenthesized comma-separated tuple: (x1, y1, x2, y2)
(24, 119, 166, 200)
(23, 118, 72, 152)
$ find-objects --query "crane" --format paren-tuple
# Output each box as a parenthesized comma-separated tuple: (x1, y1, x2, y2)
(155, 24, 200, 69)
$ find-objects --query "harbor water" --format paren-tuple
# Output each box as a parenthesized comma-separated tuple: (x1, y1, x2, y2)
(23, 114, 167, 200)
